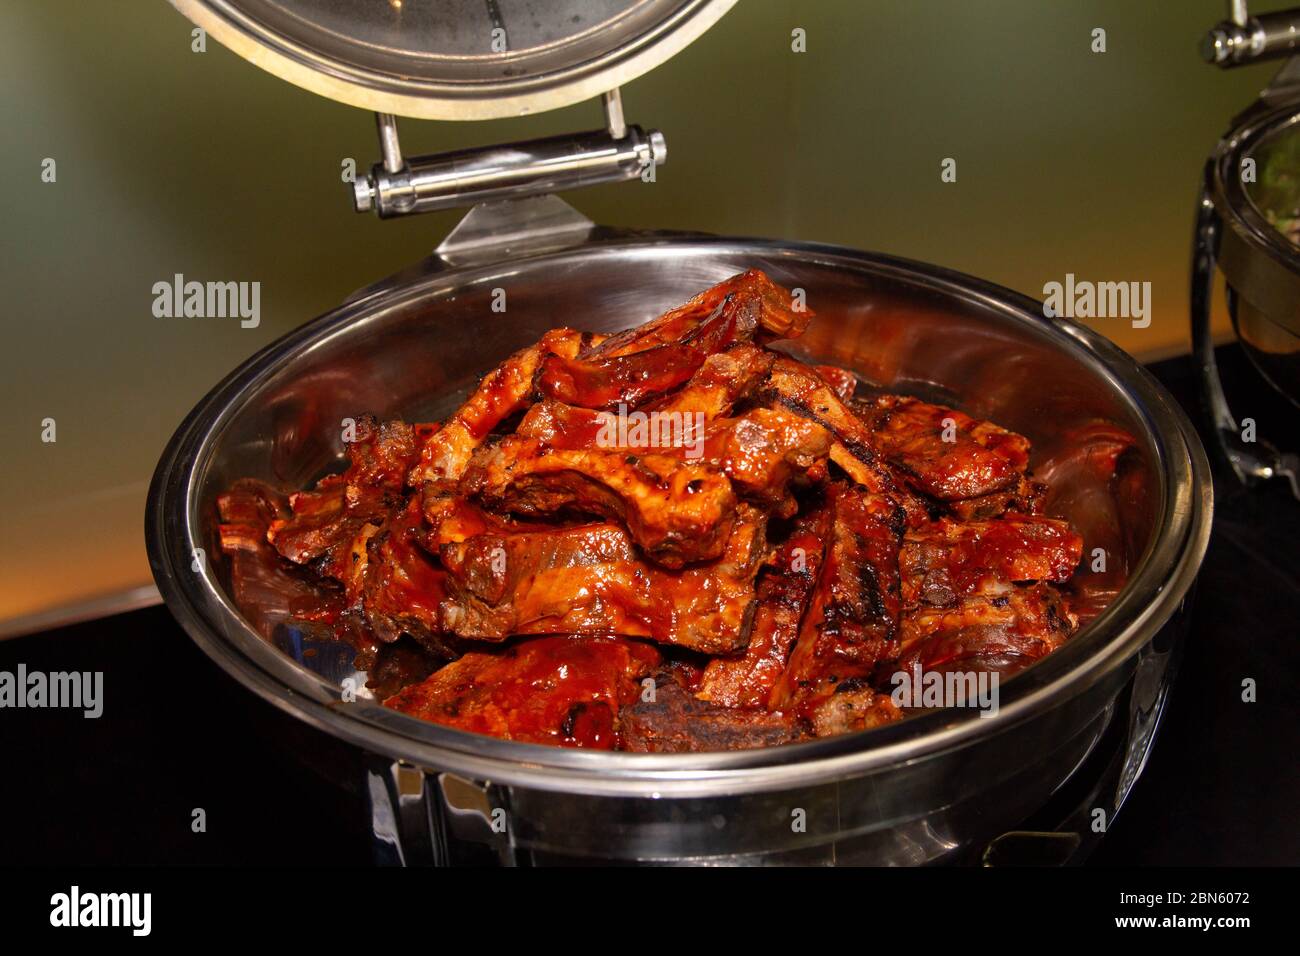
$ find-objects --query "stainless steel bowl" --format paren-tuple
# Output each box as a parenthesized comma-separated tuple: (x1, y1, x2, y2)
(1193, 95, 1300, 497)
(147, 231, 1212, 864)
(1206, 103, 1300, 402)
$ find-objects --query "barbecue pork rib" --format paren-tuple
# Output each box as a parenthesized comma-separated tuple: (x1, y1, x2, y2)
(438, 505, 769, 654)
(350, 495, 458, 656)
(579, 269, 805, 360)
(899, 514, 1083, 607)
(893, 583, 1077, 677)
(621, 679, 804, 752)
(267, 415, 427, 578)
(407, 327, 588, 488)
(461, 437, 739, 568)
(384, 635, 661, 748)
(646, 344, 776, 420)
(511, 398, 832, 518)
(760, 357, 934, 526)
(537, 270, 810, 409)
(772, 483, 905, 731)
(852, 394, 1031, 502)
(887, 513, 1083, 679)
(696, 502, 832, 709)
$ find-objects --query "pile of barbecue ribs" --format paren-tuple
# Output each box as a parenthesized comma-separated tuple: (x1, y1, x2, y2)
(216, 270, 1087, 751)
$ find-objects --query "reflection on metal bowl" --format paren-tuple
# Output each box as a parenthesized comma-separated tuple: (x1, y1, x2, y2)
(147, 234, 1211, 864)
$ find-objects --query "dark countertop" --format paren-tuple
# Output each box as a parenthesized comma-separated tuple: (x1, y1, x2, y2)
(2, 344, 1296, 866)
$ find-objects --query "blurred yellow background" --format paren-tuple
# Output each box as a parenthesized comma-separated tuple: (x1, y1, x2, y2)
(0, 0, 1280, 630)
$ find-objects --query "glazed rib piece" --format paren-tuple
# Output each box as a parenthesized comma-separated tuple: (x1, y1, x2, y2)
(578, 271, 763, 359)
(893, 583, 1077, 677)
(698, 407, 831, 516)
(828, 443, 935, 529)
(438, 505, 768, 654)
(537, 296, 748, 409)
(888, 513, 1082, 680)
(438, 521, 635, 638)
(421, 492, 547, 549)
(461, 437, 738, 568)
(646, 344, 776, 419)
(801, 683, 903, 738)
(408, 327, 588, 488)
(267, 416, 427, 577)
(384, 635, 661, 748)
(512, 399, 831, 518)
(813, 364, 859, 402)
(852, 394, 1031, 502)
(696, 502, 832, 709)
(761, 360, 1042, 523)
(899, 514, 1083, 607)
(538, 270, 810, 410)
(772, 484, 905, 729)
(587, 269, 812, 361)
(945, 473, 1045, 521)
(621, 679, 804, 752)
(760, 357, 933, 527)
(266, 477, 352, 568)
(350, 496, 456, 655)
(253, 417, 459, 655)
(762, 357, 891, 477)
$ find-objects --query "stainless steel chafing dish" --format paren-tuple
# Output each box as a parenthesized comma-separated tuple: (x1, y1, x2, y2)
(148, 0, 1213, 865)
(1195, 0, 1300, 498)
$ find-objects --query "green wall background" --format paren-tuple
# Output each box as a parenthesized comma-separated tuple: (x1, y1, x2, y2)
(0, 0, 1280, 625)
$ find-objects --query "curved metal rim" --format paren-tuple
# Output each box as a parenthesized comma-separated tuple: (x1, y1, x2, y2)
(147, 234, 1213, 798)
(169, 0, 738, 120)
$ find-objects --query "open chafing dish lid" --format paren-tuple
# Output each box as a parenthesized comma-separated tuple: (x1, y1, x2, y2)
(170, 0, 736, 120)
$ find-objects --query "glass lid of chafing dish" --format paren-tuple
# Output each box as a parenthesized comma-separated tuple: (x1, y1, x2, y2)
(170, 0, 736, 119)
(1246, 113, 1300, 251)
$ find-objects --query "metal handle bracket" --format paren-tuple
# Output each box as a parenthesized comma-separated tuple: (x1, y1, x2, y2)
(352, 88, 665, 219)
(1202, 2, 1300, 67)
